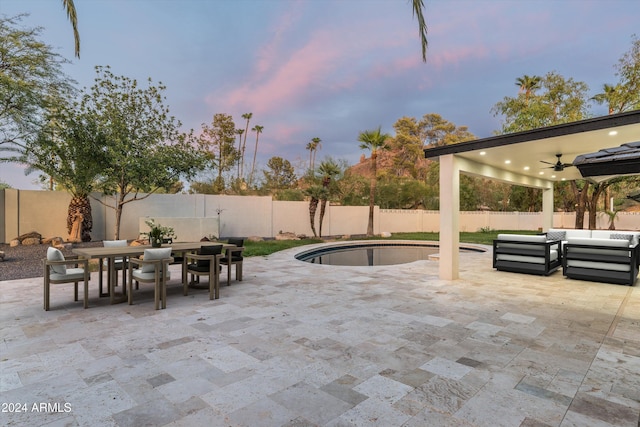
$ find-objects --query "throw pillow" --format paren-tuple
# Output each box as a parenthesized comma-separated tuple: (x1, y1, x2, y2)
(546, 231, 566, 241)
(141, 248, 172, 273)
(610, 233, 633, 243)
(47, 247, 66, 275)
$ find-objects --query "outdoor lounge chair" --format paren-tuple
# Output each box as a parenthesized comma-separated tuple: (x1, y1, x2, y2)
(44, 247, 90, 310)
(128, 248, 173, 310)
(185, 244, 223, 300)
(220, 238, 245, 286)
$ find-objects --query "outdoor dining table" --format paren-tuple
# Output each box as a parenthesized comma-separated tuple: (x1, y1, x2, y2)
(73, 241, 238, 304)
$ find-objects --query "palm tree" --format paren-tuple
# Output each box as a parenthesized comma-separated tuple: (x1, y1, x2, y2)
(358, 126, 390, 236)
(592, 83, 621, 114)
(317, 159, 340, 237)
(240, 113, 252, 178)
(235, 128, 244, 179)
(249, 124, 263, 185)
(62, 0, 80, 58)
(515, 75, 542, 105)
(304, 185, 326, 238)
(412, 0, 428, 62)
(305, 137, 322, 171)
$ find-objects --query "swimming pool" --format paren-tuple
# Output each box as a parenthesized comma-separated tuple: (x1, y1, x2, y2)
(295, 241, 485, 266)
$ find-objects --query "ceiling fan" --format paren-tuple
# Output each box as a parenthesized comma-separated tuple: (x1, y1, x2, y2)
(540, 153, 574, 172)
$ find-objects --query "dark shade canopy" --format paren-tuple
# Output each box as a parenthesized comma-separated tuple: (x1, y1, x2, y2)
(572, 141, 640, 179)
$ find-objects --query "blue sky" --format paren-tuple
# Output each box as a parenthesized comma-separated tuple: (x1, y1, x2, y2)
(1, 0, 638, 189)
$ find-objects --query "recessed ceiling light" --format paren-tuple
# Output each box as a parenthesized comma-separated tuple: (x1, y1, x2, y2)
(608, 130, 618, 136)
(551, 175, 556, 178)
(524, 166, 530, 171)
(561, 178, 566, 181)
(479, 151, 486, 155)
(505, 160, 511, 164)
(539, 172, 544, 175)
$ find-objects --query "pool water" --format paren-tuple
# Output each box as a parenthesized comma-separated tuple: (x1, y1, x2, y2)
(295, 242, 484, 266)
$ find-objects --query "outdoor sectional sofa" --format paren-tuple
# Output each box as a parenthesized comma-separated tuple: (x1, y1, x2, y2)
(493, 234, 562, 276)
(549, 228, 640, 286)
(493, 229, 640, 286)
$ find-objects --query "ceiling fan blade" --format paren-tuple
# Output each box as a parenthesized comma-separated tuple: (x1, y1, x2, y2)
(540, 160, 555, 165)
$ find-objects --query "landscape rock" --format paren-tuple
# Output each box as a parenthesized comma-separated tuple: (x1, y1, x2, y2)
(0, 251, 5, 261)
(10, 239, 20, 247)
(380, 231, 392, 238)
(21, 237, 41, 246)
(247, 236, 263, 242)
(275, 232, 299, 241)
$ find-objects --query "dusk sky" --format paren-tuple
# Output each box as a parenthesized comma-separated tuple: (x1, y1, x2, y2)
(1, 0, 638, 190)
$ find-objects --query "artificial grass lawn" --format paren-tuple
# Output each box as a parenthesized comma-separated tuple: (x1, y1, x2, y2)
(241, 230, 539, 257)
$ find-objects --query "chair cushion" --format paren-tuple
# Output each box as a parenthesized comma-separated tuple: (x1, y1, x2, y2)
(497, 234, 547, 243)
(104, 239, 128, 263)
(47, 247, 66, 275)
(132, 269, 171, 281)
(141, 248, 172, 273)
(50, 267, 85, 281)
(197, 245, 223, 268)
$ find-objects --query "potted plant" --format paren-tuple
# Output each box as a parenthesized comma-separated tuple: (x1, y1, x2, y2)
(144, 218, 176, 247)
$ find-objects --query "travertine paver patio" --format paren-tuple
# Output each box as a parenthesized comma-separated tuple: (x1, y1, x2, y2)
(1, 242, 639, 427)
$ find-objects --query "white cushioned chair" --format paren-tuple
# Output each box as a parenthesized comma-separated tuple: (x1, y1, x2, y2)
(44, 247, 90, 311)
(99, 239, 128, 296)
(128, 248, 173, 310)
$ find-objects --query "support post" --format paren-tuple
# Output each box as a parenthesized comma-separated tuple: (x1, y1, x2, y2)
(439, 154, 459, 280)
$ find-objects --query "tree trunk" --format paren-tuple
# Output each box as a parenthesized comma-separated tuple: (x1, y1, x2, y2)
(318, 199, 327, 237)
(67, 194, 93, 242)
(114, 194, 124, 240)
(309, 197, 318, 237)
(572, 181, 590, 229)
(367, 151, 377, 236)
(587, 183, 606, 230)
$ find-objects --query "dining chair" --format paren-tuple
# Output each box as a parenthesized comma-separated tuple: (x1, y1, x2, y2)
(100, 239, 128, 295)
(220, 238, 245, 286)
(44, 247, 90, 311)
(128, 248, 173, 310)
(185, 244, 223, 300)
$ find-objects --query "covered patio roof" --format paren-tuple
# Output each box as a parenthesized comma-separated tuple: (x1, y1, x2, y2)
(423, 110, 640, 280)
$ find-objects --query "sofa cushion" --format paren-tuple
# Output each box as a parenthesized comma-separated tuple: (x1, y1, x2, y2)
(551, 229, 591, 239)
(567, 237, 630, 247)
(141, 248, 172, 273)
(47, 247, 66, 275)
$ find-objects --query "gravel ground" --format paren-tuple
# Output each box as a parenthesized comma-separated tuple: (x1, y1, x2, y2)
(0, 241, 103, 281)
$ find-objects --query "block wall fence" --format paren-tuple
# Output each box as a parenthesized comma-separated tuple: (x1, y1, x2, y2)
(2, 189, 638, 243)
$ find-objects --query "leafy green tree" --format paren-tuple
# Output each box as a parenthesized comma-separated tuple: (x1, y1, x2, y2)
(80, 66, 206, 238)
(21, 103, 108, 240)
(262, 156, 297, 192)
(492, 71, 590, 133)
(0, 15, 75, 155)
(358, 126, 390, 236)
(593, 35, 640, 113)
(199, 113, 239, 192)
(317, 159, 340, 237)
